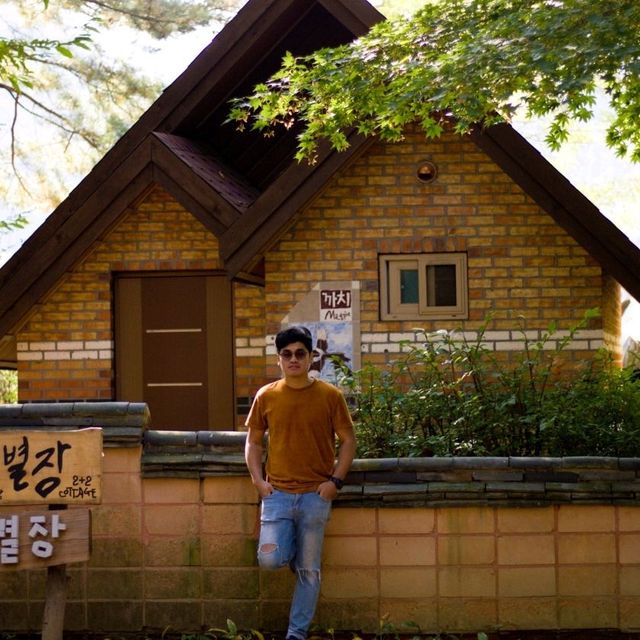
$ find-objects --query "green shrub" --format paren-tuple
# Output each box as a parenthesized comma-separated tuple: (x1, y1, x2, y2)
(336, 310, 640, 458)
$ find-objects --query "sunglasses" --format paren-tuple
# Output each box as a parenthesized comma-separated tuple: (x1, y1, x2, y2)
(278, 349, 310, 361)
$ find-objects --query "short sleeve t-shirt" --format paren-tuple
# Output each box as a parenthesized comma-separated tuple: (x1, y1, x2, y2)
(245, 378, 353, 493)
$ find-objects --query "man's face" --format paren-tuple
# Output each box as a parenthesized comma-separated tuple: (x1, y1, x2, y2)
(277, 341, 311, 379)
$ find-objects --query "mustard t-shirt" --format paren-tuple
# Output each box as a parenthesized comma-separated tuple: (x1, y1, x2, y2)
(245, 378, 353, 493)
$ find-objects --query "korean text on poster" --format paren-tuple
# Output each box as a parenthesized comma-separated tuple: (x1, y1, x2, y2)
(320, 289, 352, 322)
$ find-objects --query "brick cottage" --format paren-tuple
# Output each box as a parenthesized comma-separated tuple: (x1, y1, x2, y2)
(1, 0, 640, 635)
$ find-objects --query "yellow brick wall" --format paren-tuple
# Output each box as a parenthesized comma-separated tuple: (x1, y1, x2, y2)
(4, 452, 639, 635)
(15, 187, 265, 424)
(321, 503, 640, 633)
(265, 126, 615, 371)
(602, 274, 622, 361)
(14, 128, 620, 410)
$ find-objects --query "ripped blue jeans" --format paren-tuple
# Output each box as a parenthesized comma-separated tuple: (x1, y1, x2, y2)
(258, 489, 332, 640)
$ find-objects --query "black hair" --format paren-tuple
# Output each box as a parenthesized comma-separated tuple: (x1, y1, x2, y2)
(275, 325, 313, 353)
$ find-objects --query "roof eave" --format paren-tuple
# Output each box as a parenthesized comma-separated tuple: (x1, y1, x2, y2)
(221, 131, 376, 277)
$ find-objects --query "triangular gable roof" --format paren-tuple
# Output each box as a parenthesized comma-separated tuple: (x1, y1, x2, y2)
(1, 0, 640, 360)
(0, 0, 382, 341)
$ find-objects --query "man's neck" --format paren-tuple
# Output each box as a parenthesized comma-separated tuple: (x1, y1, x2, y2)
(283, 375, 315, 390)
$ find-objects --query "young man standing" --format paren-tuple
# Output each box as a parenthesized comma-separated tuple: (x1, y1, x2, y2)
(244, 325, 356, 640)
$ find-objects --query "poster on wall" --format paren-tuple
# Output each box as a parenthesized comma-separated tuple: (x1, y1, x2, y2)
(319, 288, 352, 322)
(280, 281, 360, 384)
(306, 322, 352, 383)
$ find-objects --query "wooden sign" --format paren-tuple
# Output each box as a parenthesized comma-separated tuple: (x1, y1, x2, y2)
(0, 507, 91, 570)
(0, 428, 102, 505)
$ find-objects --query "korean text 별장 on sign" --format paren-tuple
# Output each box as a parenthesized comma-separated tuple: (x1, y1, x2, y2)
(0, 428, 102, 505)
(0, 508, 91, 570)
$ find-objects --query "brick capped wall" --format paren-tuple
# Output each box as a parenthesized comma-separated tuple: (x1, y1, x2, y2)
(4, 441, 640, 636)
(1, 407, 638, 636)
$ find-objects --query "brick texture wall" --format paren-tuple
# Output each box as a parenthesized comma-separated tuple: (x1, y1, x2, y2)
(602, 274, 622, 362)
(14, 127, 620, 415)
(264, 126, 617, 374)
(3, 447, 640, 635)
(15, 187, 265, 422)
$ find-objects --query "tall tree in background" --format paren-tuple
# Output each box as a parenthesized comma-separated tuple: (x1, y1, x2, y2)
(0, 0, 238, 217)
(231, 0, 640, 164)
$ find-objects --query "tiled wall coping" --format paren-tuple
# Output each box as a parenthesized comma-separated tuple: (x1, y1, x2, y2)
(141, 429, 640, 508)
(0, 402, 149, 447)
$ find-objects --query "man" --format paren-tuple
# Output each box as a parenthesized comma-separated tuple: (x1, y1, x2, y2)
(245, 325, 356, 640)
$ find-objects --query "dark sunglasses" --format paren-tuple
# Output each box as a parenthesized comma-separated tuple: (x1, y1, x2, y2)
(278, 349, 309, 361)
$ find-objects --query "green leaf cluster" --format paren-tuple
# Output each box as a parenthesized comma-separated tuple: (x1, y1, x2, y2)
(0, 214, 28, 234)
(231, 0, 640, 162)
(0, 26, 93, 94)
(335, 310, 640, 458)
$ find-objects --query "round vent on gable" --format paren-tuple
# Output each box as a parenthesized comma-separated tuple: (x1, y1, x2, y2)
(416, 160, 438, 184)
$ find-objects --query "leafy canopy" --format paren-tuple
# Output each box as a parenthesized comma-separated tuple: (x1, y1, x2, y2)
(230, 0, 640, 163)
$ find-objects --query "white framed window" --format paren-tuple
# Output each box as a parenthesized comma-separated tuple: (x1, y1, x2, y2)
(379, 253, 468, 320)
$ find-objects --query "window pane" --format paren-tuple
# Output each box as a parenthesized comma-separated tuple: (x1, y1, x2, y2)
(400, 269, 419, 304)
(426, 264, 457, 306)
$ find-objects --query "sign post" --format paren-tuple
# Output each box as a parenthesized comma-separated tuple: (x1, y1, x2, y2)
(0, 427, 102, 640)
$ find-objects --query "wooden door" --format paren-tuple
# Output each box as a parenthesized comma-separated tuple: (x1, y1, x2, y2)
(115, 273, 234, 430)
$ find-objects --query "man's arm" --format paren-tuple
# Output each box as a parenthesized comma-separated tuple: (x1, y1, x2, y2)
(317, 422, 356, 500)
(332, 423, 356, 481)
(245, 427, 272, 497)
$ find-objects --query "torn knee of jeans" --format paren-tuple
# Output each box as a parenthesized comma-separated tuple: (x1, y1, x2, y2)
(259, 543, 278, 554)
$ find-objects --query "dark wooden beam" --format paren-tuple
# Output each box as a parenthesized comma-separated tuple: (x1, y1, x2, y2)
(0, 140, 152, 305)
(150, 138, 241, 227)
(317, 0, 385, 34)
(152, 166, 230, 238)
(221, 132, 375, 276)
(160, 0, 314, 133)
